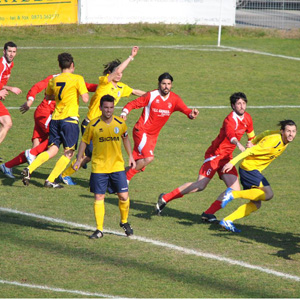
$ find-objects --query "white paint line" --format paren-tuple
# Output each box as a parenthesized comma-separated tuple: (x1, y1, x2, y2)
(18, 45, 300, 60)
(6, 105, 300, 110)
(1, 207, 300, 283)
(219, 45, 300, 61)
(0, 279, 122, 298)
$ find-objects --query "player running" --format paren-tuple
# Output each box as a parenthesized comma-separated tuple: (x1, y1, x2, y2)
(120, 72, 199, 183)
(0, 75, 97, 179)
(0, 41, 22, 160)
(58, 46, 145, 185)
(219, 119, 297, 233)
(156, 92, 255, 219)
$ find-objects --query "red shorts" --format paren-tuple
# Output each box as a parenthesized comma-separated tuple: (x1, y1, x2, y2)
(199, 155, 238, 179)
(31, 106, 52, 142)
(0, 101, 10, 117)
(132, 128, 158, 160)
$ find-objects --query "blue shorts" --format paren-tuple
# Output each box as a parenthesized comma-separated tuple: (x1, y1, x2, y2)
(81, 118, 93, 158)
(239, 167, 270, 190)
(49, 118, 79, 150)
(90, 171, 128, 195)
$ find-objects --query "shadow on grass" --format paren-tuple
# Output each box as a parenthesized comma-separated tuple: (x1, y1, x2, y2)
(208, 223, 300, 260)
(0, 212, 291, 298)
(0, 167, 90, 188)
(0, 212, 92, 237)
(115, 199, 300, 261)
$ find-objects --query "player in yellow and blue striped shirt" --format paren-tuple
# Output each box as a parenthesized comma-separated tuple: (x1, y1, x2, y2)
(218, 119, 297, 233)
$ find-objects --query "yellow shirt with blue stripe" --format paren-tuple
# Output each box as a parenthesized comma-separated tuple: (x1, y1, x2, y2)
(86, 74, 133, 121)
(82, 115, 128, 174)
(46, 72, 88, 120)
(230, 131, 288, 172)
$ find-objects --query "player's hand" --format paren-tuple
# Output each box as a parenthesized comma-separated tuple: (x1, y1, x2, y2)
(19, 102, 31, 114)
(237, 142, 245, 152)
(10, 87, 22, 95)
(73, 161, 81, 171)
(222, 163, 233, 173)
(0, 89, 8, 100)
(246, 141, 254, 148)
(129, 157, 136, 169)
(131, 46, 139, 58)
(190, 108, 199, 119)
(120, 112, 127, 120)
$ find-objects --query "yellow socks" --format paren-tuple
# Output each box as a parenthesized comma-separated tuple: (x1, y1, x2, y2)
(47, 155, 70, 182)
(119, 198, 130, 224)
(232, 188, 266, 201)
(224, 202, 258, 222)
(94, 200, 105, 231)
(28, 151, 50, 173)
(61, 159, 77, 177)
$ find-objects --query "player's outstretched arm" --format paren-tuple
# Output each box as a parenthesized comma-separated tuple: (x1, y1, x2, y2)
(108, 46, 139, 82)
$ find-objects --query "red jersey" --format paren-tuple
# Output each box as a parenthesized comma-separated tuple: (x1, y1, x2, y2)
(27, 74, 59, 114)
(0, 56, 14, 90)
(205, 111, 255, 159)
(123, 90, 192, 136)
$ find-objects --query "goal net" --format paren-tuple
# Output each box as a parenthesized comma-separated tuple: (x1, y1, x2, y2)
(235, 0, 300, 29)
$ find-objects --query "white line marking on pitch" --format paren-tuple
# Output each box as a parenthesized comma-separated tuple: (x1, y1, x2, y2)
(219, 45, 300, 61)
(1, 207, 300, 283)
(0, 279, 122, 298)
(19, 45, 300, 61)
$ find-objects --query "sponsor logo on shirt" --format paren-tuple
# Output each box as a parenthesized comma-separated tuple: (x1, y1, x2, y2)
(99, 137, 120, 142)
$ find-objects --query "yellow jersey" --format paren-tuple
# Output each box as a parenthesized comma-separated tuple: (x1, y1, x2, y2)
(86, 74, 133, 121)
(82, 115, 128, 173)
(46, 72, 88, 120)
(230, 132, 288, 172)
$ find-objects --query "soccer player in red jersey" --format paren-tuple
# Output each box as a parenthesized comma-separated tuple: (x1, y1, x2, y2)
(0, 75, 97, 179)
(0, 41, 22, 159)
(156, 92, 255, 221)
(120, 72, 199, 183)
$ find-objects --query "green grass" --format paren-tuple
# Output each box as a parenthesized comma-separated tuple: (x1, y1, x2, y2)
(0, 25, 300, 298)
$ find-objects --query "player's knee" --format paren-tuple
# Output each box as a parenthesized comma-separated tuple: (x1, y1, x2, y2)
(252, 200, 261, 209)
(145, 156, 154, 165)
(1, 117, 13, 129)
(64, 150, 74, 159)
(119, 195, 129, 202)
(265, 192, 274, 201)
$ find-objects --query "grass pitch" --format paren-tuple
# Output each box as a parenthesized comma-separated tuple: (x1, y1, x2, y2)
(0, 24, 299, 298)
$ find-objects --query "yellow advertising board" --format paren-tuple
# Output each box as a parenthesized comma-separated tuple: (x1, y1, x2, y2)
(0, 0, 78, 27)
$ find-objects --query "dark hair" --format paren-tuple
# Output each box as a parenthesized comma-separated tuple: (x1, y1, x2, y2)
(58, 53, 74, 69)
(100, 94, 115, 107)
(230, 92, 247, 106)
(278, 119, 297, 130)
(4, 41, 17, 50)
(158, 72, 173, 83)
(103, 59, 121, 75)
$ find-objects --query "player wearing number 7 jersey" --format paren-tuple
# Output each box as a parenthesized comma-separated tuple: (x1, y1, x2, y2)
(21, 52, 89, 188)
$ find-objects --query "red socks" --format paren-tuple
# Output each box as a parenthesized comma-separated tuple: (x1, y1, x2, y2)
(5, 151, 27, 168)
(163, 188, 184, 203)
(204, 200, 222, 215)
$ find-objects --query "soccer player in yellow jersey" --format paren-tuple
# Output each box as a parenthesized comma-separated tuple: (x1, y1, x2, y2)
(59, 46, 145, 185)
(219, 119, 297, 233)
(73, 94, 136, 239)
(21, 53, 89, 188)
